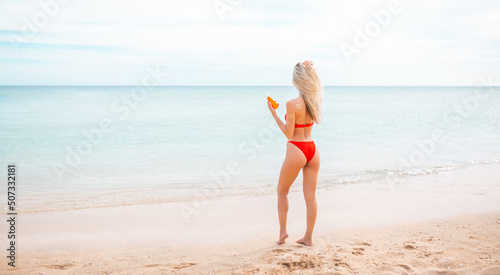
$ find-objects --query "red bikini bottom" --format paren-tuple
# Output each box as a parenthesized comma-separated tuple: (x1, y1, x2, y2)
(288, 141, 316, 163)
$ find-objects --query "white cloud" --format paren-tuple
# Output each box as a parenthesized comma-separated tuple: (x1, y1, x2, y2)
(0, 0, 499, 85)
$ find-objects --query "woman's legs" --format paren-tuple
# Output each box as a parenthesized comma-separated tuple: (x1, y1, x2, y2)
(297, 148, 320, 246)
(277, 143, 307, 244)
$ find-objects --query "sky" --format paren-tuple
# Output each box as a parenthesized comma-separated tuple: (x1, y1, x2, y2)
(0, 0, 499, 86)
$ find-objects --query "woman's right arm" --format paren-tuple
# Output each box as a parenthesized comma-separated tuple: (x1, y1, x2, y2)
(269, 100, 295, 139)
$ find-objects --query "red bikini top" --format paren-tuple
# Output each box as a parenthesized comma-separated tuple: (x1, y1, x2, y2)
(285, 114, 314, 128)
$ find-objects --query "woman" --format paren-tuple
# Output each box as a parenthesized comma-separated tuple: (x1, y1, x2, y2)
(268, 60, 322, 246)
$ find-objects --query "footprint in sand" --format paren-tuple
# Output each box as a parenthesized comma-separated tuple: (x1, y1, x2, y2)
(397, 264, 414, 273)
(354, 241, 372, 246)
(168, 263, 197, 270)
(271, 248, 291, 255)
(47, 263, 74, 270)
(262, 249, 292, 264)
(334, 261, 351, 269)
(351, 247, 365, 256)
(279, 254, 323, 271)
(404, 244, 417, 250)
(403, 242, 432, 257)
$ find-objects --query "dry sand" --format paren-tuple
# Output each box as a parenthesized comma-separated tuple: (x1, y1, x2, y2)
(3, 211, 500, 274)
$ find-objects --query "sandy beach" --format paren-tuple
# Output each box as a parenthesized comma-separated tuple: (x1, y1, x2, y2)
(3, 211, 500, 274)
(2, 171, 500, 274)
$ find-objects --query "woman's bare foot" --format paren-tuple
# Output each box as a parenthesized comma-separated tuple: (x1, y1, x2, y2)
(296, 237, 313, 246)
(277, 232, 289, 244)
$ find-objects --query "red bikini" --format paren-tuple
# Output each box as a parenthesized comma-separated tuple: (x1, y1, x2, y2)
(285, 114, 316, 163)
(285, 114, 314, 128)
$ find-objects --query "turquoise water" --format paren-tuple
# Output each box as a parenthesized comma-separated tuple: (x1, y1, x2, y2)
(0, 86, 499, 212)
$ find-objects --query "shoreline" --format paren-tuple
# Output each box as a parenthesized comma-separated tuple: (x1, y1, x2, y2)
(9, 161, 500, 215)
(7, 175, 500, 251)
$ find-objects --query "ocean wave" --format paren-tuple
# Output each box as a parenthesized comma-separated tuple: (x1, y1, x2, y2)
(6, 159, 499, 214)
(319, 159, 500, 186)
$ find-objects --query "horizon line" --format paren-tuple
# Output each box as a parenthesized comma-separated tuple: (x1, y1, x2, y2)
(1, 85, 497, 88)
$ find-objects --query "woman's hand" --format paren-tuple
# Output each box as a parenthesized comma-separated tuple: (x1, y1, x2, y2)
(268, 101, 279, 116)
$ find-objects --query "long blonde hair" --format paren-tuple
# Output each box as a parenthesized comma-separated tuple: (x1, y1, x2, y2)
(292, 61, 323, 123)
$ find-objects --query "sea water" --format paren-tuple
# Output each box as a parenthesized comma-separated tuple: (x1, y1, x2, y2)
(0, 86, 499, 213)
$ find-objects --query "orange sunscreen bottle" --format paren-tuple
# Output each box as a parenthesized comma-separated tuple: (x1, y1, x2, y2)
(266, 94, 279, 109)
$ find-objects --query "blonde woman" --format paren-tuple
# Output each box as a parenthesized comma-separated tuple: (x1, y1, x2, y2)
(268, 60, 322, 246)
